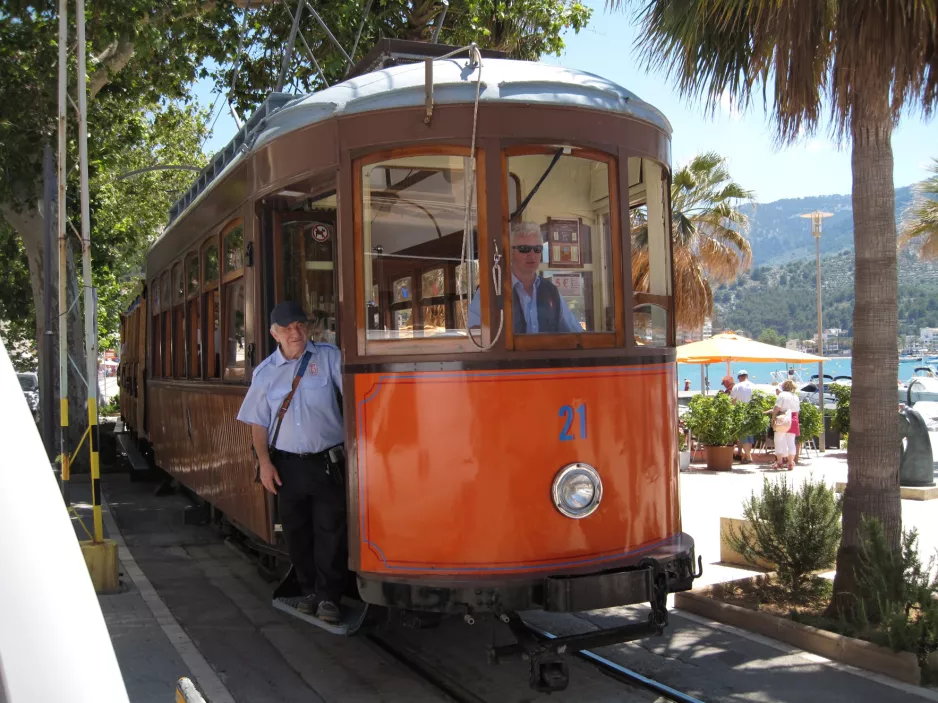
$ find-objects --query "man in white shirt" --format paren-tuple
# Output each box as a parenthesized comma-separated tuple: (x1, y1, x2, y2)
(730, 370, 755, 463)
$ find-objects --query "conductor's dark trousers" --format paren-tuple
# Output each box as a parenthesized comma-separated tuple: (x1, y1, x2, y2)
(271, 450, 347, 603)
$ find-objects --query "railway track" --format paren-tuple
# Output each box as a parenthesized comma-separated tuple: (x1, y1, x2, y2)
(368, 620, 704, 703)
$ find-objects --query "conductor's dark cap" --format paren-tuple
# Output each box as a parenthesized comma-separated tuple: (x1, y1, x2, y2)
(270, 301, 308, 327)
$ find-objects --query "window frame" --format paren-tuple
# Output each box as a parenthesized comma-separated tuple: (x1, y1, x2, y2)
(354, 145, 490, 356)
(220, 218, 246, 382)
(150, 278, 161, 379)
(201, 233, 221, 381)
(171, 261, 186, 378)
(185, 248, 201, 378)
(501, 145, 625, 351)
(160, 271, 173, 377)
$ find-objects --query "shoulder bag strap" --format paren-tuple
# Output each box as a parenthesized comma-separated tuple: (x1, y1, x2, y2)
(269, 350, 313, 451)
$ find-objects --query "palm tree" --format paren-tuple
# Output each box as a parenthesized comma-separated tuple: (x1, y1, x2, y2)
(610, 0, 938, 615)
(632, 151, 753, 329)
(900, 159, 938, 258)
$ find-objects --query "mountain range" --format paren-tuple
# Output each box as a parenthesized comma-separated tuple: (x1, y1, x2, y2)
(711, 185, 938, 339)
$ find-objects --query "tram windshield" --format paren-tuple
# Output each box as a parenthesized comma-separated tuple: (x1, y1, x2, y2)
(506, 149, 616, 336)
(361, 153, 478, 341)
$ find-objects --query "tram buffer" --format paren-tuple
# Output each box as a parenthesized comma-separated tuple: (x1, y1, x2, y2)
(238, 300, 348, 625)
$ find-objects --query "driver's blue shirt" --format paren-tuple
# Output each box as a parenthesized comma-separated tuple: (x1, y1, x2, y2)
(237, 341, 344, 454)
(467, 273, 581, 332)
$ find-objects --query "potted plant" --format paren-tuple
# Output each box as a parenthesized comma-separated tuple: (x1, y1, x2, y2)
(796, 400, 823, 458)
(678, 429, 691, 470)
(683, 393, 747, 470)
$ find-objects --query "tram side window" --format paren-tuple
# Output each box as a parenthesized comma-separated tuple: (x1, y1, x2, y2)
(173, 262, 186, 377)
(161, 272, 172, 377)
(280, 193, 337, 345)
(361, 153, 479, 344)
(203, 239, 221, 379)
(222, 222, 245, 381)
(185, 250, 201, 378)
(628, 157, 671, 348)
(150, 279, 161, 378)
(504, 149, 616, 337)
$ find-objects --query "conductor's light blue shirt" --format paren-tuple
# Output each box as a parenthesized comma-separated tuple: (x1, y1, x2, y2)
(237, 341, 344, 454)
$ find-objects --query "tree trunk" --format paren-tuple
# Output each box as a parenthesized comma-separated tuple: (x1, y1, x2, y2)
(3, 202, 89, 471)
(826, 89, 902, 617)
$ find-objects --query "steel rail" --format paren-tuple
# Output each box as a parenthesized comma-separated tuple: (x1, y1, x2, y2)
(366, 631, 489, 703)
(527, 625, 705, 703)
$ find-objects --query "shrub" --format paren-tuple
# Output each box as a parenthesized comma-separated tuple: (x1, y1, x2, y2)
(100, 395, 120, 416)
(856, 519, 938, 665)
(828, 383, 851, 434)
(683, 393, 747, 446)
(724, 475, 842, 597)
(739, 390, 774, 440)
(796, 400, 823, 444)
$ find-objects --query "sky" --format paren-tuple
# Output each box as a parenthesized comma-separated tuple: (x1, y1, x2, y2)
(195, 1, 936, 205)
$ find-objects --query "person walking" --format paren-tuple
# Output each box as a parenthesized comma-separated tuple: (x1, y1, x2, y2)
(237, 301, 347, 624)
(730, 370, 755, 463)
(769, 379, 800, 471)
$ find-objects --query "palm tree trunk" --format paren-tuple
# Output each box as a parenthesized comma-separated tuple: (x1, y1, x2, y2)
(827, 89, 902, 617)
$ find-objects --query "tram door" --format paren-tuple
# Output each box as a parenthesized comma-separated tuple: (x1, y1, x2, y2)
(275, 192, 339, 348)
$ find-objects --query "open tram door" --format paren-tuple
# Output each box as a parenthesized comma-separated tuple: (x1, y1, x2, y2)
(263, 188, 370, 633)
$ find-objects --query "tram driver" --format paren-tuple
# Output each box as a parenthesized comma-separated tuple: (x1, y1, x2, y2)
(467, 221, 581, 334)
(237, 300, 347, 625)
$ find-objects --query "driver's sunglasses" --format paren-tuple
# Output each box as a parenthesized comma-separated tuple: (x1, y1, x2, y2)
(512, 244, 543, 254)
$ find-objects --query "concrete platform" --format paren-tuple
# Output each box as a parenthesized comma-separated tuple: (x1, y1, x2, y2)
(834, 481, 938, 501)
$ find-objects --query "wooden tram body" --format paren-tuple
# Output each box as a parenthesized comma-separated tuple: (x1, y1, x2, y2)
(119, 42, 697, 634)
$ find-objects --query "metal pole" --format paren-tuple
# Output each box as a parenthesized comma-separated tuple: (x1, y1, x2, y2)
(816, 229, 825, 452)
(57, 0, 69, 506)
(276, 0, 305, 92)
(41, 143, 56, 461)
(77, 0, 103, 543)
(304, 0, 353, 69)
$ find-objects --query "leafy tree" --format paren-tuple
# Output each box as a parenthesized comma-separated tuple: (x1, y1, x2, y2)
(612, 0, 938, 616)
(900, 159, 938, 259)
(758, 328, 786, 347)
(632, 151, 753, 328)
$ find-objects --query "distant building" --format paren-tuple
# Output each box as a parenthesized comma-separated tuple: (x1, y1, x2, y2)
(677, 317, 713, 344)
(920, 328, 938, 344)
(786, 339, 804, 351)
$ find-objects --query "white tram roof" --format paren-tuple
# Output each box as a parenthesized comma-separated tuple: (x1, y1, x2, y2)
(255, 57, 671, 149)
(163, 57, 670, 235)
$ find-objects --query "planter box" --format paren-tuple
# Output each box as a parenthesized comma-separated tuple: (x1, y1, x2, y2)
(679, 450, 691, 471)
(719, 517, 774, 570)
(675, 589, 923, 686)
(822, 415, 841, 449)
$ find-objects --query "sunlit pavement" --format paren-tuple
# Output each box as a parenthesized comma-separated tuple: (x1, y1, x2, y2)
(680, 447, 938, 589)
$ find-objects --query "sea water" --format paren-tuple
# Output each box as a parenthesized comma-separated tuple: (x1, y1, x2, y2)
(676, 358, 927, 392)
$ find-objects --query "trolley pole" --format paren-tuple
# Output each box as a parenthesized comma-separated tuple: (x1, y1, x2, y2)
(57, 0, 69, 506)
(76, 0, 103, 543)
(800, 211, 832, 452)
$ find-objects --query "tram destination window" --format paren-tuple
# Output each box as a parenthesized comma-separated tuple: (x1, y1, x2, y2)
(360, 152, 480, 346)
(505, 149, 617, 340)
(628, 157, 672, 348)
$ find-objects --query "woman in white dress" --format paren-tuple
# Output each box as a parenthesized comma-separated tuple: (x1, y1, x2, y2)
(770, 380, 801, 470)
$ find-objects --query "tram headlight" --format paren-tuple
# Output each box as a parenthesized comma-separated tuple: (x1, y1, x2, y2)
(551, 463, 602, 519)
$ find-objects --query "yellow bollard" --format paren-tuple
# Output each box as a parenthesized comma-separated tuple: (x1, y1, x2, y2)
(79, 539, 119, 593)
(175, 677, 207, 703)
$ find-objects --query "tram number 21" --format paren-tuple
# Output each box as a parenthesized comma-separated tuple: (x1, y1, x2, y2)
(558, 404, 587, 441)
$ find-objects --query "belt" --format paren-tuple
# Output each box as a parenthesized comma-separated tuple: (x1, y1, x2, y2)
(270, 448, 328, 460)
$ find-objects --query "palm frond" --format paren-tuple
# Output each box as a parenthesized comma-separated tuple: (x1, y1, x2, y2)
(900, 159, 938, 259)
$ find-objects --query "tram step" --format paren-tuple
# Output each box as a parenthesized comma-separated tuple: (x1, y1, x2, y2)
(272, 597, 370, 635)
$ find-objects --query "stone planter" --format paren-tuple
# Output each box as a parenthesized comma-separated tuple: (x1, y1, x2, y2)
(705, 445, 734, 471)
(679, 450, 691, 471)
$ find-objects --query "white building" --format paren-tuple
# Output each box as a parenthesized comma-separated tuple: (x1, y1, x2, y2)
(921, 328, 938, 344)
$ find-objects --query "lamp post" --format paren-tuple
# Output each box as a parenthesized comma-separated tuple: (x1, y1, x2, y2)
(800, 210, 833, 452)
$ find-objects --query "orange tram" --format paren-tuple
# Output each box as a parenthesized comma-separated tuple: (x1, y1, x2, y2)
(119, 41, 699, 689)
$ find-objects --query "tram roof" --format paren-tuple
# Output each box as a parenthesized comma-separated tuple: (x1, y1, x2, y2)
(164, 56, 671, 232)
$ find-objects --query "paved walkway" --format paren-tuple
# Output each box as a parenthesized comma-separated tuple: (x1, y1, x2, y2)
(679, 448, 937, 587)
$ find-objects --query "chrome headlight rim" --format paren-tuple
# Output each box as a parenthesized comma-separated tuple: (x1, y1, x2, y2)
(551, 463, 603, 519)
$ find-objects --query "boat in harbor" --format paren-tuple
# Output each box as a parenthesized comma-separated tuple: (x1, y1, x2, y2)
(898, 366, 938, 405)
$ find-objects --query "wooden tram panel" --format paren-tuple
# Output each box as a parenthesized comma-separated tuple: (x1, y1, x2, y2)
(351, 362, 680, 575)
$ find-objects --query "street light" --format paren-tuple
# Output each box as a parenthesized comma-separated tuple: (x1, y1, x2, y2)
(800, 210, 833, 452)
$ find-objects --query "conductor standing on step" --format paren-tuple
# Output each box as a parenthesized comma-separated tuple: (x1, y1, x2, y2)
(237, 301, 346, 624)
